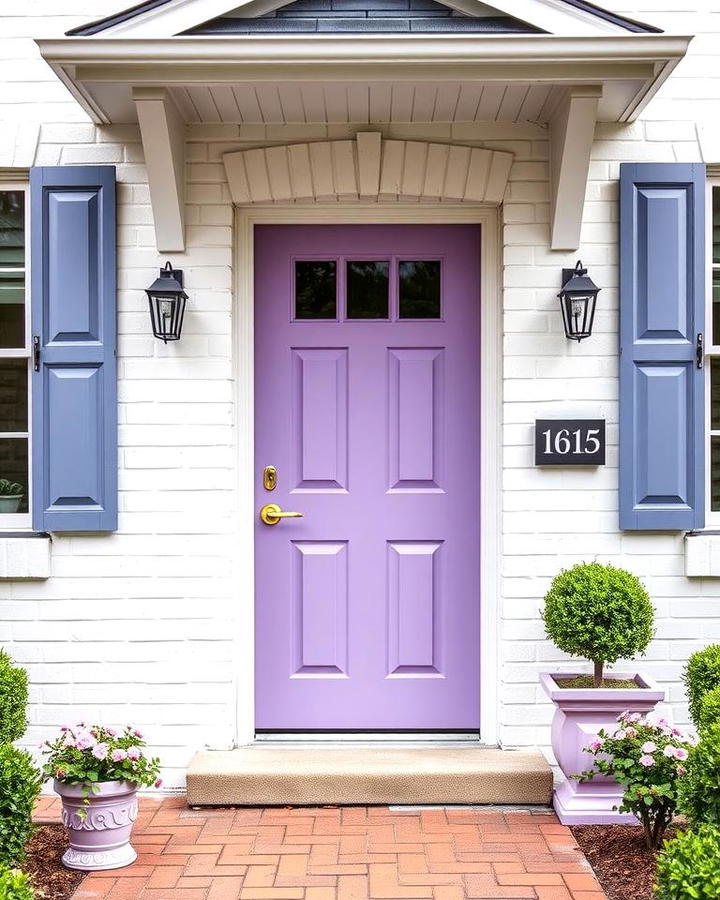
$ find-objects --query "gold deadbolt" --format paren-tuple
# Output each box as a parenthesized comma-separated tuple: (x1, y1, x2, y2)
(263, 465, 277, 491)
(260, 503, 304, 526)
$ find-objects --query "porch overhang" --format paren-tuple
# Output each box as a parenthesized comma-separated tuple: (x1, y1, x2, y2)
(37, 32, 691, 251)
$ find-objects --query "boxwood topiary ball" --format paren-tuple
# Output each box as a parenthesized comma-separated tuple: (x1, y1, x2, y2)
(542, 562, 654, 670)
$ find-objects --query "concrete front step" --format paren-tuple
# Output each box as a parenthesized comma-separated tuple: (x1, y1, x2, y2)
(186, 745, 553, 806)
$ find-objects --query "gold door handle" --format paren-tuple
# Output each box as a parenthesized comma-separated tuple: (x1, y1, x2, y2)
(259, 503, 304, 526)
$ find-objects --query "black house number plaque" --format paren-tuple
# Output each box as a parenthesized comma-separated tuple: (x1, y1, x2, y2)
(534, 419, 606, 466)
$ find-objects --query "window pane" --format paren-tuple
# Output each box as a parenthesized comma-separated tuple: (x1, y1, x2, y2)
(0, 191, 24, 268)
(714, 187, 720, 266)
(0, 271, 25, 348)
(713, 360, 720, 432)
(346, 261, 389, 319)
(0, 360, 27, 433)
(399, 261, 441, 319)
(713, 437, 720, 512)
(713, 270, 720, 346)
(0, 438, 28, 513)
(295, 261, 336, 319)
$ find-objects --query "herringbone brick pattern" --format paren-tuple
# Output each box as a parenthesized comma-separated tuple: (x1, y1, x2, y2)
(33, 797, 606, 900)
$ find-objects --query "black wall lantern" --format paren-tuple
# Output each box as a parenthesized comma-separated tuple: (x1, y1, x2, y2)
(145, 261, 188, 343)
(558, 260, 600, 342)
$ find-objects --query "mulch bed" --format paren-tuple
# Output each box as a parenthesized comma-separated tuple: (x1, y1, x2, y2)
(23, 824, 85, 900)
(572, 824, 676, 900)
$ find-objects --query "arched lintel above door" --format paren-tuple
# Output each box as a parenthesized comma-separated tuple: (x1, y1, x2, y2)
(222, 132, 513, 206)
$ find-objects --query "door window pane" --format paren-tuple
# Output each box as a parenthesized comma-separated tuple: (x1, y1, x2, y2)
(713, 270, 720, 346)
(0, 191, 24, 268)
(295, 261, 337, 319)
(346, 261, 389, 319)
(0, 438, 28, 513)
(0, 360, 28, 433)
(0, 272, 25, 348)
(713, 437, 720, 512)
(399, 261, 441, 319)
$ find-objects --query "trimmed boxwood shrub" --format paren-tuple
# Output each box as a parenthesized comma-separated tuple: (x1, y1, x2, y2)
(683, 645, 720, 729)
(0, 745, 42, 868)
(678, 722, 720, 827)
(699, 685, 720, 731)
(541, 562, 654, 687)
(655, 825, 720, 900)
(0, 866, 35, 900)
(0, 651, 27, 745)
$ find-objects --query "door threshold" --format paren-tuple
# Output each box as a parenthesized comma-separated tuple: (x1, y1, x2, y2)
(254, 731, 482, 743)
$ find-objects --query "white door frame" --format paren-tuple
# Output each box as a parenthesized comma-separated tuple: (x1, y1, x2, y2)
(233, 204, 502, 746)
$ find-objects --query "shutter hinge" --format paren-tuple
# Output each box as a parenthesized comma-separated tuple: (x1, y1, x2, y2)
(697, 333, 704, 369)
(33, 335, 40, 372)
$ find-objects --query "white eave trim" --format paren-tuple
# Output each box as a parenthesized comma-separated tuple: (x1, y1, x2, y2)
(37, 33, 691, 67)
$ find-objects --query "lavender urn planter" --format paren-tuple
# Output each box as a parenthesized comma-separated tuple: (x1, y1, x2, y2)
(54, 779, 139, 871)
(540, 672, 665, 825)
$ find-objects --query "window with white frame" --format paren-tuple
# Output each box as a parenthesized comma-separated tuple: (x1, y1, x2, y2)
(0, 185, 30, 526)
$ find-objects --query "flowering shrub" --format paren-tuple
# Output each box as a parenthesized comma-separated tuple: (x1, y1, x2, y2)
(41, 724, 161, 816)
(579, 711, 696, 849)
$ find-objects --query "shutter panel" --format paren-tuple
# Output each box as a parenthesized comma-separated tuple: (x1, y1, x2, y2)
(619, 162, 705, 531)
(30, 166, 117, 532)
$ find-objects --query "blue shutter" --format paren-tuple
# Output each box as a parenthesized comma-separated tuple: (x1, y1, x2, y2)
(619, 163, 705, 530)
(30, 166, 117, 532)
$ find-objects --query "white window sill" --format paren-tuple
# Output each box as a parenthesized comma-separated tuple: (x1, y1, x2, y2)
(0, 534, 50, 580)
(684, 531, 720, 576)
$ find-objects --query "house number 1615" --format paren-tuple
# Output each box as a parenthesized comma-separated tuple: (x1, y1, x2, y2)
(534, 419, 606, 466)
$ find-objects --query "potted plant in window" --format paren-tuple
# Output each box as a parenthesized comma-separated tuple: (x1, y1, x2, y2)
(539, 562, 664, 824)
(42, 724, 162, 871)
(0, 480, 24, 513)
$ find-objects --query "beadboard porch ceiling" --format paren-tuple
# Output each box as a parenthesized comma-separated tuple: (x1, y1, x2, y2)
(128, 81, 584, 125)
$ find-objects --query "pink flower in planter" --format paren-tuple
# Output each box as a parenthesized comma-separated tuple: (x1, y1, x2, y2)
(127, 746, 142, 761)
(154, 778, 163, 788)
(640, 754, 655, 767)
(614, 729, 627, 740)
(674, 747, 688, 761)
(111, 748, 128, 763)
(676, 765, 687, 776)
(625, 727, 637, 739)
(663, 745, 676, 758)
(588, 739, 603, 752)
(132, 729, 144, 739)
(641, 741, 657, 754)
(56, 768, 66, 779)
(106, 727, 119, 737)
(76, 734, 96, 750)
(92, 743, 109, 761)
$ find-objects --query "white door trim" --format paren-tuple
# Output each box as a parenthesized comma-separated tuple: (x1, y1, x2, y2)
(233, 203, 501, 746)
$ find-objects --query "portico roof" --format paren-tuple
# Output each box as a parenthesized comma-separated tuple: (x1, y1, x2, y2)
(36, 0, 692, 254)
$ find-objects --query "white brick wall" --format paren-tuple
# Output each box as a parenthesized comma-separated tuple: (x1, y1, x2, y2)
(0, 1, 718, 786)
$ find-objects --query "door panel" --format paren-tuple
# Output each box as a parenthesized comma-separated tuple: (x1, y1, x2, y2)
(254, 224, 480, 730)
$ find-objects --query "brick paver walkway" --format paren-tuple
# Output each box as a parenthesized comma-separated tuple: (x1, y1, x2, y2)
(33, 796, 606, 900)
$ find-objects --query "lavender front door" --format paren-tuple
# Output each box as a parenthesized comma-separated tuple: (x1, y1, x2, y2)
(254, 224, 480, 730)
